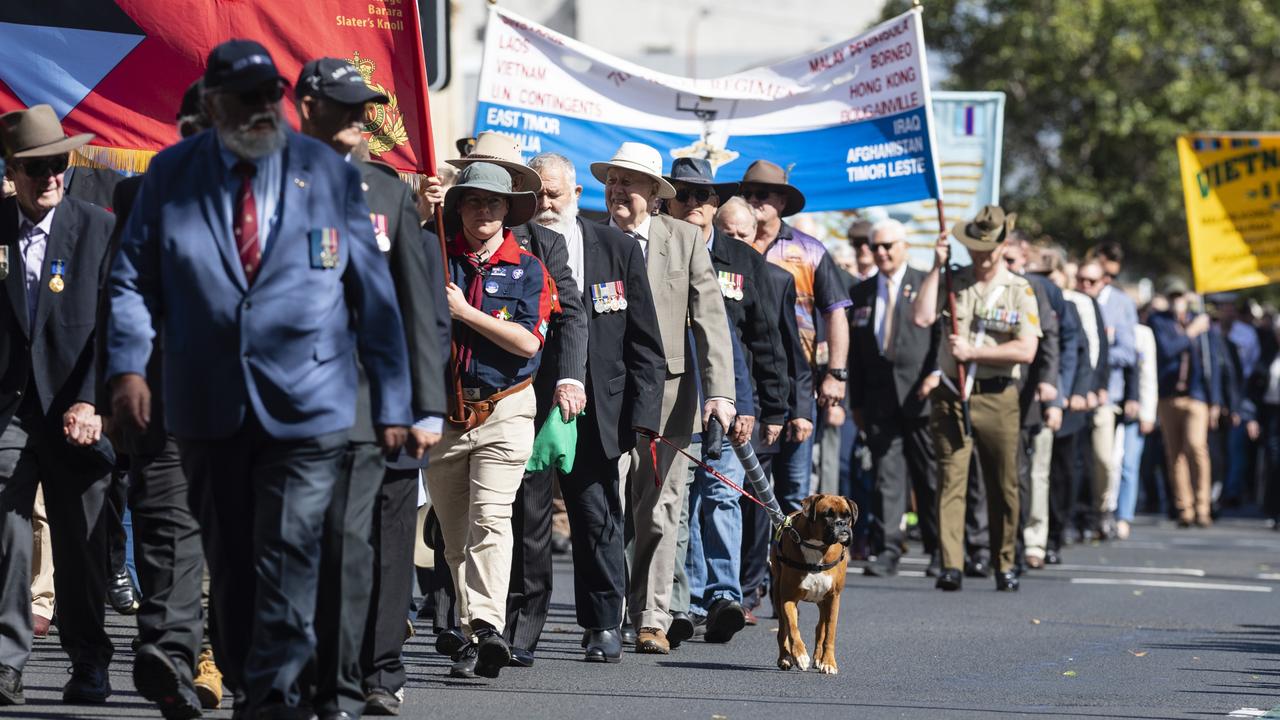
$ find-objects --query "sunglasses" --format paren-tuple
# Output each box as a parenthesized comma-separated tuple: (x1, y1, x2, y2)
(15, 154, 70, 178)
(851, 238, 870, 248)
(870, 242, 898, 253)
(228, 82, 286, 106)
(673, 186, 714, 204)
(1077, 276, 1102, 285)
(741, 189, 777, 202)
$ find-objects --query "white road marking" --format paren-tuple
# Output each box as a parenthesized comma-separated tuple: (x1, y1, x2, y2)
(1071, 578, 1272, 593)
(1046, 563, 1206, 577)
(1256, 573, 1280, 581)
(1227, 708, 1268, 718)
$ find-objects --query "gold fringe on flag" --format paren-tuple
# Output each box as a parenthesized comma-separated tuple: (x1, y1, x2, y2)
(71, 147, 156, 176)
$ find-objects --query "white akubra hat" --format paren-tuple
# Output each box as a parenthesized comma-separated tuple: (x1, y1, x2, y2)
(590, 141, 676, 199)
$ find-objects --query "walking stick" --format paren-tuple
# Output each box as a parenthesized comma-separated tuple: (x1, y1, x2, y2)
(937, 199, 971, 436)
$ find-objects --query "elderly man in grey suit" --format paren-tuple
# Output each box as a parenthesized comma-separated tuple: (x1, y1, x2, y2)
(591, 142, 734, 654)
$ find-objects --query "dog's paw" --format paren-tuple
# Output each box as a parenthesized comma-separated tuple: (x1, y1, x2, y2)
(794, 652, 811, 671)
(815, 661, 839, 675)
(777, 655, 794, 671)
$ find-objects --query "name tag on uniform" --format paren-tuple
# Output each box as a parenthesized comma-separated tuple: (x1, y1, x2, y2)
(852, 305, 872, 327)
(309, 228, 340, 269)
(591, 280, 627, 313)
(717, 271, 744, 301)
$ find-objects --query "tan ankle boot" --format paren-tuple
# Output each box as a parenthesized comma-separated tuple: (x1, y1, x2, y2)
(193, 648, 222, 710)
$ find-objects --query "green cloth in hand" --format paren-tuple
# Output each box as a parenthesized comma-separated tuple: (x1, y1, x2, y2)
(525, 410, 581, 473)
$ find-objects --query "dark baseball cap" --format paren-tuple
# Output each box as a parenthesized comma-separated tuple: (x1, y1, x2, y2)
(296, 58, 388, 105)
(204, 39, 283, 93)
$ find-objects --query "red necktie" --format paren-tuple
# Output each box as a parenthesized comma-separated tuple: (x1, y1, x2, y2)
(233, 161, 261, 284)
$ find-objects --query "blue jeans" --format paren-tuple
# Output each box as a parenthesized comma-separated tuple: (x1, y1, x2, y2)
(1116, 421, 1144, 522)
(685, 438, 745, 614)
(1224, 425, 1250, 502)
(775, 408, 817, 513)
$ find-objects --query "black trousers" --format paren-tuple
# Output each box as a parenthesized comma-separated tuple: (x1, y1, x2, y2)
(739, 453, 774, 610)
(1014, 426, 1036, 566)
(129, 435, 204, 679)
(865, 414, 938, 560)
(179, 418, 346, 712)
(314, 441, 383, 716)
(506, 409, 625, 646)
(362, 466, 420, 693)
(106, 469, 130, 576)
(0, 410, 112, 670)
(1048, 430, 1081, 551)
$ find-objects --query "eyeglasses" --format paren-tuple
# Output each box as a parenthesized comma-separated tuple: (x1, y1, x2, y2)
(461, 194, 507, 213)
(870, 242, 898, 253)
(741, 188, 777, 202)
(1077, 276, 1102, 286)
(851, 239, 870, 248)
(15, 154, 69, 178)
(673, 186, 714, 204)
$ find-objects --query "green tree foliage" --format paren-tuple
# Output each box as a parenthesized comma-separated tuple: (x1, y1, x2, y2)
(883, 0, 1280, 276)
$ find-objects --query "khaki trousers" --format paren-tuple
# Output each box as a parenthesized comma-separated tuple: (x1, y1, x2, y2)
(628, 434, 692, 632)
(30, 483, 54, 620)
(426, 385, 536, 634)
(932, 384, 1021, 573)
(1157, 397, 1211, 523)
(1021, 426, 1055, 559)
(1090, 407, 1118, 514)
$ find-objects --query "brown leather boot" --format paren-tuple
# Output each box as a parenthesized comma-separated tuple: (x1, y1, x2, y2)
(635, 627, 670, 654)
(192, 648, 222, 710)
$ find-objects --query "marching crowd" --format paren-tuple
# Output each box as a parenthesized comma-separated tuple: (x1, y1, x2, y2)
(1, 37, 1278, 720)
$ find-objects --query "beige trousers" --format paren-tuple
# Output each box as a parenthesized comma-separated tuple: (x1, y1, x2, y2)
(1157, 397, 1212, 523)
(628, 434, 692, 632)
(426, 385, 536, 634)
(31, 483, 54, 620)
(1022, 426, 1055, 559)
(1090, 407, 1118, 514)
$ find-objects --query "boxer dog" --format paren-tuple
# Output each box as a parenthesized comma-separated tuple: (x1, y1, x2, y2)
(769, 494, 857, 674)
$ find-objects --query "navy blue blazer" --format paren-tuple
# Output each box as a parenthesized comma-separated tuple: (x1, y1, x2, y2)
(106, 130, 412, 440)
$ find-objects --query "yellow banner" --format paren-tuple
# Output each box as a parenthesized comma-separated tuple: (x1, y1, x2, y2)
(1178, 133, 1280, 294)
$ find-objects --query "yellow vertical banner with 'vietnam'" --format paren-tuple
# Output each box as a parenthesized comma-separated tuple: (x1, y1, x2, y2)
(1177, 133, 1280, 294)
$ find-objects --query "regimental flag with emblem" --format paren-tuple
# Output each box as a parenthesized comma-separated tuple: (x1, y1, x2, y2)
(0, 0, 438, 176)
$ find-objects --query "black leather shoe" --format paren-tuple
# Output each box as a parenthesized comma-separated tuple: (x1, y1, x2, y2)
(363, 687, 401, 716)
(1045, 548, 1062, 565)
(964, 559, 991, 578)
(925, 552, 942, 578)
(691, 613, 706, 638)
(863, 555, 899, 577)
(620, 622, 637, 646)
(0, 665, 24, 705)
(256, 703, 317, 719)
(996, 571, 1020, 592)
(473, 628, 511, 679)
(935, 569, 963, 591)
(449, 643, 480, 679)
(435, 628, 467, 659)
(108, 567, 140, 615)
(63, 663, 111, 704)
(704, 599, 746, 644)
(583, 628, 622, 663)
(667, 612, 695, 648)
(133, 643, 201, 720)
(508, 647, 535, 668)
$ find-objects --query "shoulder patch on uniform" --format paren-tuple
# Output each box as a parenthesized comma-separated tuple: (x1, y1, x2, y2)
(1028, 312, 1039, 326)
(1025, 286, 1035, 297)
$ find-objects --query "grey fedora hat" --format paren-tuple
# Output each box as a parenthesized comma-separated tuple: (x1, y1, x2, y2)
(443, 162, 537, 227)
(663, 157, 738, 199)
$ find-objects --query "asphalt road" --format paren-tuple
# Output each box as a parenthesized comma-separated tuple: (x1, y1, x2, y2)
(4, 515, 1279, 720)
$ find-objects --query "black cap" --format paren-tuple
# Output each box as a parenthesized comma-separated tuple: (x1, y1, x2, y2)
(177, 79, 203, 121)
(204, 39, 283, 93)
(296, 58, 388, 105)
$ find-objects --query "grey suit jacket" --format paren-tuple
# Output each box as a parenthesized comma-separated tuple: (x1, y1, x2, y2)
(640, 213, 733, 438)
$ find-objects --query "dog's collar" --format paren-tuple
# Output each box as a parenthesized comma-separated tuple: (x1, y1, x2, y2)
(776, 548, 846, 573)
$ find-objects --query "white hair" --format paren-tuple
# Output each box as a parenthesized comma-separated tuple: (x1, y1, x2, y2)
(870, 217, 907, 243)
(715, 196, 756, 225)
(528, 152, 577, 186)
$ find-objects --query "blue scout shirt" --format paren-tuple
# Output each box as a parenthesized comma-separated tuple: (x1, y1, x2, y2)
(448, 229, 556, 391)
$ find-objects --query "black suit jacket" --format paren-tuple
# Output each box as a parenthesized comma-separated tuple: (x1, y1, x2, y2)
(755, 263, 811, 455)
(1, 196, 114, 434)
(707, 228, 788, 424)
(510, 221, 588, 391)
(1019, 272, 1061, 427)
(348, 161, 449, 442)
(536, 218, 664, 458)
(65, 166, 124, 211)
(847, 266, 937, 422)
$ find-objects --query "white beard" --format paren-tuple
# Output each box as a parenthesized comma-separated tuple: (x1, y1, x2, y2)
(217, 112, 287, 160)
(536, 200, 578, 237)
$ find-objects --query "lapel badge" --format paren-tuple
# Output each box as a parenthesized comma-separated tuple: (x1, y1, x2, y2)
(48, 259, 66, 293)
(294, 177, 308, 189)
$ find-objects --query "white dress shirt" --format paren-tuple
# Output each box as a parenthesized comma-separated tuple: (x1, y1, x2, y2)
(610, 213, 652, 259)
(874, 263, 908, 351)
(18, 206, 56, 325)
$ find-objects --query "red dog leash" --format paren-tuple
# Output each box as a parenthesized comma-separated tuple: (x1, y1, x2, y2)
(639, 429, 783, 521)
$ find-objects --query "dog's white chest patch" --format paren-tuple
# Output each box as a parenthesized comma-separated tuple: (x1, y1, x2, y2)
(798, 572, 834, 603)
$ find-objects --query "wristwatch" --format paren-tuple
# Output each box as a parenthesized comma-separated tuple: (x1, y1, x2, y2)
(827, 368, 848, 382)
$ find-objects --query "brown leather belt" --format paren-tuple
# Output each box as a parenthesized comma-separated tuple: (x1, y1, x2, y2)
(450, 377, 533, 432)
